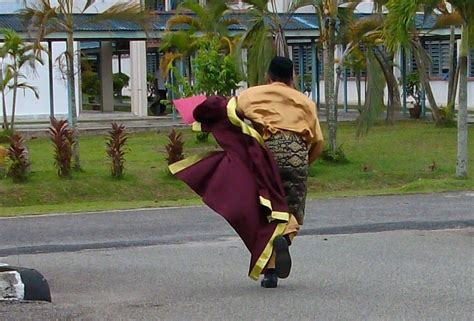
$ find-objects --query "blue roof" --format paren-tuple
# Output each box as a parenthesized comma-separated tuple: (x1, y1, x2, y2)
(0, 12, 439, 39)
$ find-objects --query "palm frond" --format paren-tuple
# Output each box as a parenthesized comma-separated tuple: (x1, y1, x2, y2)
(434, 11, 463, 28)
(242, 0, 270, 12)
(82, 0, 97, 13)
(349, 14, 383, 43)
(383, 0, 420, 53)
(90, 2, 155, 33)
(166, 15, 201, 31)
(159, 52, 183, 79)
(15, 82, 40, 99)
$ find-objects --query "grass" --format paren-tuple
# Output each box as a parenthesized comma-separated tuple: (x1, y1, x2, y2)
(0, 121, 473, 217)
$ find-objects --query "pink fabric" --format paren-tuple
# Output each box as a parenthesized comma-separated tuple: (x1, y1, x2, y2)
(172, 95, 207, 124)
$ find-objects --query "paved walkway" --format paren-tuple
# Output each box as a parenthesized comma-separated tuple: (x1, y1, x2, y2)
(11, 108, 474, 138)
(13, 109, 419, 137)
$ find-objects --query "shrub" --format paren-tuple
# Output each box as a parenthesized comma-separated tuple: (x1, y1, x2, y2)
(196, 132, 209, 143)
(81, 70, 100, 97)
(0, 145, 8, 178)
(7, 133, 31, 182)
(49, 117, 74, 178)
(165, 129, 184, 165)
(0, 129, 14, 144)
(436, 105, 456, 128)
(321, 144, 349, 164)
(106, 123, 128, 179)
(113, 72, 130, 97)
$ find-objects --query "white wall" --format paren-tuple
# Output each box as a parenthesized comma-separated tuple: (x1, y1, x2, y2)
(0, 0, 134, 13)
(2, 42, 82, 119)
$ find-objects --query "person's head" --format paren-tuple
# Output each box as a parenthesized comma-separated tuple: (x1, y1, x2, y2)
(267, 56, 294, 86)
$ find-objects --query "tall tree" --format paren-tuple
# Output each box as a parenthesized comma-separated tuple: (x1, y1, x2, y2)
(0, 28, 43, 131)
(384, 0, 472, 175)
(436, 0, 473, 178)
(20, 0, 153, 170)
(160, 0, 239, 78)
(383, 0, 444, 122)
(290, 0, 362, 155)
(240, 0, 289, 86)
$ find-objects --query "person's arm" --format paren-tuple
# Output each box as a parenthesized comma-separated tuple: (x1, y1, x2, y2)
(236, 91, 251, 121)
(308, 117, 324, 164)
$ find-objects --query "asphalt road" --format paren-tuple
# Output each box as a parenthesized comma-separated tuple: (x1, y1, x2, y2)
(0, 192, 473, 320)
(1, 192, 473, 257)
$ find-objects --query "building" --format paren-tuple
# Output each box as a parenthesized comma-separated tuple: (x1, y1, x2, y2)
(0, 0, 472, 121)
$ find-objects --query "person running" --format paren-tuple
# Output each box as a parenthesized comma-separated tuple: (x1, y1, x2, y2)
(236, 56, 324, 288)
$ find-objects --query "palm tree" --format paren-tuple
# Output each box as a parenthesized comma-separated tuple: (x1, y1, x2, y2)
(383, 0, 445, 123)
(290, 0, 362, 155)
(160, 0, 240, 78)
(20, 0, 154, 170)
(340, 14, 402, 134)
(384, 0, 472, 176)
(240, 0, 289, 86)
(0, 28, 43, 131)
(434, 0, 473, 178)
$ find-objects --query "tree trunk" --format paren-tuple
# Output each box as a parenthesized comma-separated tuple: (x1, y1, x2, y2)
(450, 61, 460, 108)
(10, 78, 17, 131)
(0, 69, 9, 131)
(324, 17, 337, 154)
(456, 26, 468, 178)
(412, 40, 441, 122)
(447, 26, 456, 108)
(374, 49, 400, 125)
(356, 72, 361, 112)
(66, 33, 81, 170)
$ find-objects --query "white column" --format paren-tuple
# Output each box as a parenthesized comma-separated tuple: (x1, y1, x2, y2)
(100, 41, 114, 113)
(130, 41, 148, 117)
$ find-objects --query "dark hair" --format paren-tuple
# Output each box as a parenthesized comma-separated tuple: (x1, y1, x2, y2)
(268, 56, 294, 84)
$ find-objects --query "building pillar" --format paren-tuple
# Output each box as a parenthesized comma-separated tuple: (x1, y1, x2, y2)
(130, 41, 148, 117)
(48, 41, 55, 117)
(100, 41, 114, 112)
(299, 44, 304, 92)
(311, 39, 317, 107)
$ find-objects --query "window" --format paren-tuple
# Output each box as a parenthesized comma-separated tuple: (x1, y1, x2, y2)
(422, 40, 455, 78)
(144, 0, 165, 11)
(146, 53, 158, 75)
(344, 44, 367, 78)
(292, 44, 323, 79)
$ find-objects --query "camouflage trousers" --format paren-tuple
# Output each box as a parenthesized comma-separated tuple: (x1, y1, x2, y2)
(265, 131, 309, 225)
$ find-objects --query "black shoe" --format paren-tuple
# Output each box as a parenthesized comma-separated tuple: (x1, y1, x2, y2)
(261, 269, 278, 288)
(273, 235, 291, 279)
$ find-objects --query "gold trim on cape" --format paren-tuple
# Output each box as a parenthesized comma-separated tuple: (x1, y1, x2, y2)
(249, 222, 287, 280)
(226, 97, 265, 147)
(168, 151, 219, 175)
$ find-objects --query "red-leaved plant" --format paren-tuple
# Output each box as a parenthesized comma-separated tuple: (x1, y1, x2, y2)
(106, 123, 128, 178)
(165, 129, 184, 165)
(49, 117, 74, 178)
(7, 133, 31, 182)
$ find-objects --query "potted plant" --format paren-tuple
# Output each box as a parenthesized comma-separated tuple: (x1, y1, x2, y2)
(406, 72, 422, 119)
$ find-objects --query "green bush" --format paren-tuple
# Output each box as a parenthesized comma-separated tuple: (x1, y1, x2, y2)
(81, 70, 100, 97)
(0, 144, 7, 178)
(113, 72, 130, 97)
(322, 144, 349, 164)
(436, 105, 456, 128)
(0, 129, 14, 144)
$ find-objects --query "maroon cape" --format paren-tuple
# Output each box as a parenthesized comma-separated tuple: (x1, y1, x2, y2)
(169, 96, 290, 280)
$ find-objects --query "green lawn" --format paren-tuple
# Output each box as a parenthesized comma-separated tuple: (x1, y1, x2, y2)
(0, 121, 472, 217)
